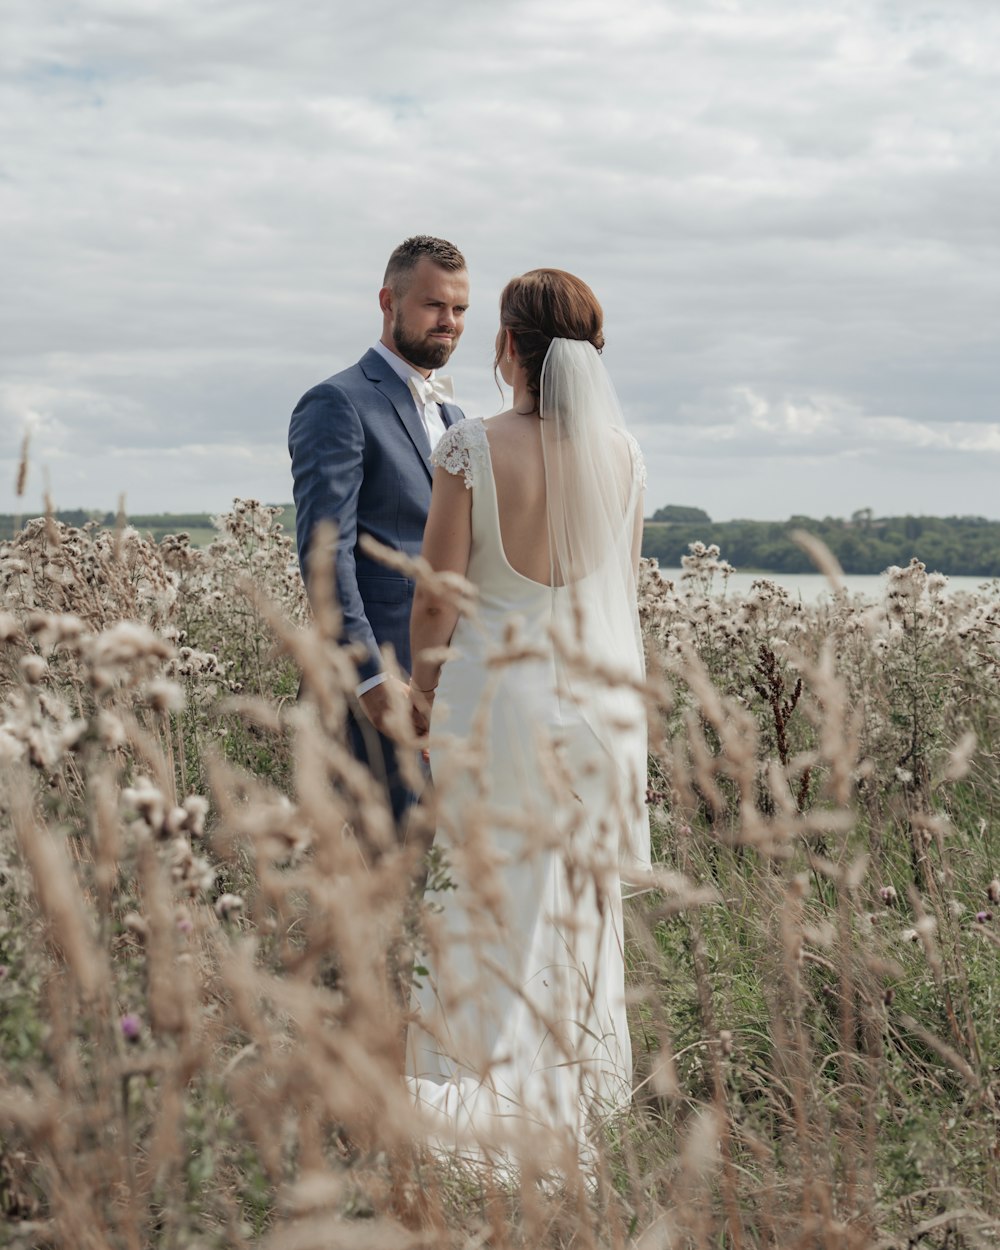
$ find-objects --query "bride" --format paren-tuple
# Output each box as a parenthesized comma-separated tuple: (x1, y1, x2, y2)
(404, 269, 650, 1165)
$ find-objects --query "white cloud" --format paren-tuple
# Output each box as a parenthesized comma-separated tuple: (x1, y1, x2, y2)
(2, 0, 998, 520)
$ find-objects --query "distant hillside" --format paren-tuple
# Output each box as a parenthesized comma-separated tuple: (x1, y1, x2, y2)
(0, 507, 297, 547)
(5, 506, 1000, 576)
(642, 509, 1000, 577)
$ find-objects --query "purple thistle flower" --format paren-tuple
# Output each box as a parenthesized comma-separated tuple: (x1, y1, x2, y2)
(120, 1013, 142, 1042)
(976, 911, 993, 924)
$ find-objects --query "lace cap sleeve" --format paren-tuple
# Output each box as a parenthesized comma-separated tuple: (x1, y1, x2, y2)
(431, 419, 490, 490)
(622, 430, 647, 492)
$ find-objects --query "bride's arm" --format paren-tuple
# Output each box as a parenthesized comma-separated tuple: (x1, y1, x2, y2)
(410, 465, 473, 695)
(631, 490, 645, 577)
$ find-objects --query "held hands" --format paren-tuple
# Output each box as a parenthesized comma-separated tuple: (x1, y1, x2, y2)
(357, 677, 410, 737)
(356, 675, 435, 760)
(408, 680, 436, 742)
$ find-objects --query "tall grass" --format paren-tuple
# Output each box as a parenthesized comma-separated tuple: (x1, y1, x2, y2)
(2, 512, 1000, 1247)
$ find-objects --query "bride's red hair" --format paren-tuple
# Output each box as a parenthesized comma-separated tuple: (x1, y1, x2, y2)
(495, 269, 605, 404)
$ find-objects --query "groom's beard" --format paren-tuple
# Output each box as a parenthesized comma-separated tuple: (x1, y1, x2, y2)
(391, 314, 456, 371)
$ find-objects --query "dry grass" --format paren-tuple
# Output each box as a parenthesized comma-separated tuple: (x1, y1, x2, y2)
(2, 513, 1000, 1248)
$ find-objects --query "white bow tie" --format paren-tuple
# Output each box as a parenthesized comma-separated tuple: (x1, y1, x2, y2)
(407, 374, 455, 407)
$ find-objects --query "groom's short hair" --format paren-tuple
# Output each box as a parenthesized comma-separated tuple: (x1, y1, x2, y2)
(384, 236, 466, 294)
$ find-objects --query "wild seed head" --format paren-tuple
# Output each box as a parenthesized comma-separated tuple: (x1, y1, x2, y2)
(96, 710, 126, 751)
(0, 612, 24, 643)
(0, 728, 24, 765)
(168, 838, 215, 895)
(122, 777, 167, 836)
(89, 621, 173, 671)
(143, 678, 186, 713)
(19, 654, 47, 685)
(124, 912, 149, 941)
(215, 893, 244, 921)
(182, 794, 209, 836)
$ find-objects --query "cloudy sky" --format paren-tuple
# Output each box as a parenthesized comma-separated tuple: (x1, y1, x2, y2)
(3, 0, 998, 523)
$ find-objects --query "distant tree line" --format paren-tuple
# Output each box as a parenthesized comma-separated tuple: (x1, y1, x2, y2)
(642, 508, 1000, 576)
(0, 510, 219, 542)
(650, 505, 713, 524)
(0, 508, 97, 539)
(4, 507, 1000, 576)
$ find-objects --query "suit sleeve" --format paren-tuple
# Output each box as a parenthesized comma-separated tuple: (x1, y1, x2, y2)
(288, 382, 382, 680)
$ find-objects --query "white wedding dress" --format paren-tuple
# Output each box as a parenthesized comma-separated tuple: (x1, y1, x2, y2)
(405, 368, 650, 1167)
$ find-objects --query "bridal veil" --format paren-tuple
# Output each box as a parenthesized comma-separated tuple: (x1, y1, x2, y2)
(538, 338, 651, 881)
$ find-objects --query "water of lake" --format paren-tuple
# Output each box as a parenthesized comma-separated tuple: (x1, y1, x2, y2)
(657, 569, 999, 604)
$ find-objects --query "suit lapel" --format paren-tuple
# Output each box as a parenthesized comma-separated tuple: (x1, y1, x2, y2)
(359, 349, 433, 479)
(441, 402, 462, 429)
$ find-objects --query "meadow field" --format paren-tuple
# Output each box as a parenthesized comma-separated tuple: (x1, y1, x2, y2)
(3, 502, 1000, 1248)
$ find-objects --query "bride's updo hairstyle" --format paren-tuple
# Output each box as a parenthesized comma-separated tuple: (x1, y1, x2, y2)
(495, 269, 605, 406)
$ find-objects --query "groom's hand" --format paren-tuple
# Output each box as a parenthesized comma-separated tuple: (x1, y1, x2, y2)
(358, 677, 409, 737)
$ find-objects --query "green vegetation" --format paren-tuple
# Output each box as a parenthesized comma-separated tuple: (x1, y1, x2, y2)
(5, 505, 1000, 1243)
(643, 506, 1000, 575)
(649, 504, 713, 524)
(0, 507, 297, 549)
(6, 505, 999, 575)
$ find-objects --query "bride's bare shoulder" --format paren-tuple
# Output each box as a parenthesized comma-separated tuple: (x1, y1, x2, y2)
(481, 409, 519, 434)
(483, 410, 540, 440)
(484, 413, 543, 470)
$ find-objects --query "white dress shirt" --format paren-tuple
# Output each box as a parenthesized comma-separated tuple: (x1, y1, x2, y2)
(371, 340, 448, 451)
(355, 343, 451, 698)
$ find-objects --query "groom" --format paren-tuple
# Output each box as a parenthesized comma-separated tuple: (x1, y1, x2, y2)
(288, 235, 469, 829)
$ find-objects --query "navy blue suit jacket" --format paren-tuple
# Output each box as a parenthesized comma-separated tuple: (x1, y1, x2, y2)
(288, 348, 463, 682)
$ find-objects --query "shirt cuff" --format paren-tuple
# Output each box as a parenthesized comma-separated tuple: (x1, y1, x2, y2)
(355, 672, 388, 698)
